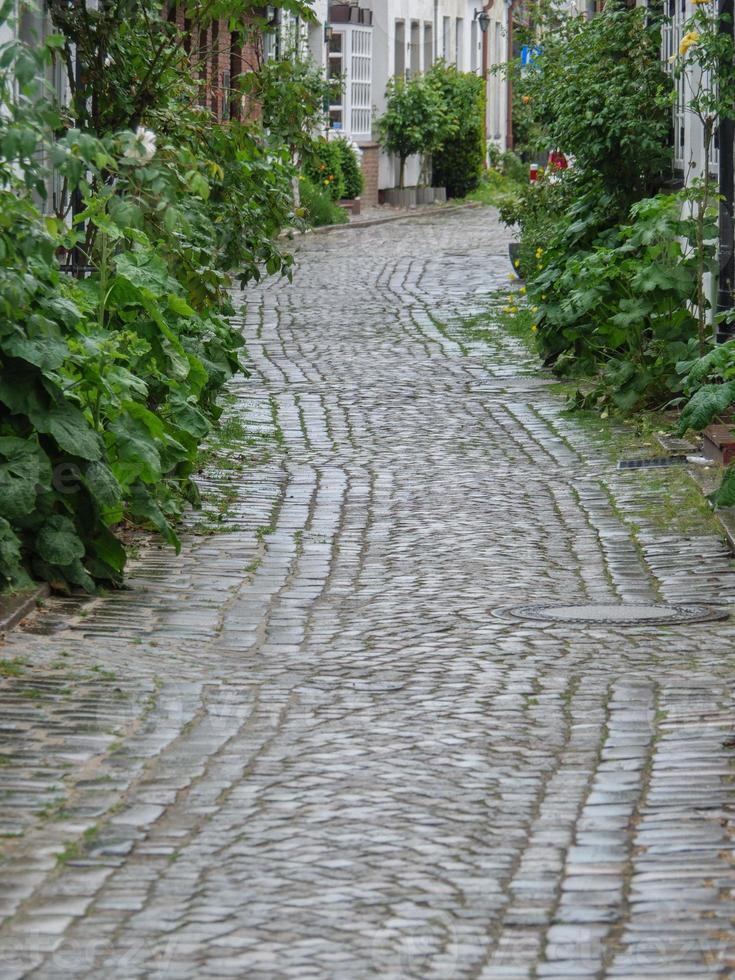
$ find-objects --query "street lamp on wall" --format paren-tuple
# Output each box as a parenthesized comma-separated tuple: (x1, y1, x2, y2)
(473, 9, 491, 33)
(324, 24, 334, 44)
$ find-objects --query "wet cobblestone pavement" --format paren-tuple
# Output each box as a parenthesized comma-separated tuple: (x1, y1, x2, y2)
(2, 208, 735, 977)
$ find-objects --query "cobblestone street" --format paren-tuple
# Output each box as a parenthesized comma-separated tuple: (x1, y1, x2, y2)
(3, 206, 735, 978)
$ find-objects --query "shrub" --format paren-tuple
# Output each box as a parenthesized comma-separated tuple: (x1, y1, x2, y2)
(300, 177, 349, 227)
(495, 5, 682, 417)
(334, 138, 364, 200)
(426, 62, 484, 198)
(302, 138, 345, 201)
(498, 171, 577, 279)
(499, 150, 528, 185)
(527, 192, 703, 411)
(519, 6, 673, 208)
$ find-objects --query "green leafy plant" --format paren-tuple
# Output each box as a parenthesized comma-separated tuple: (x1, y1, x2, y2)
(527, 192, 703, 411)
(299, 176, 348, 226)
(426, 61, 484, 198)
(677, 329, 735, 506)
(518, 6, 673, 208)
(239, 48, 331, 162)
(302, 137, 345, 201)
(333, 138, 364, 200)
(0, 0, 308, 593)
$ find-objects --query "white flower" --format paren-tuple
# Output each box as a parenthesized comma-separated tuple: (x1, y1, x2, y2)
(123, 126, 157, 164)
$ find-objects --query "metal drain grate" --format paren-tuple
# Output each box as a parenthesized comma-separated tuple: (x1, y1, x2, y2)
(492, 602, 729, 626)
(617, 456, 687, 470)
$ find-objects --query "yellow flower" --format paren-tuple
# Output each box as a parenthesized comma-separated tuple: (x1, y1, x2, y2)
(507, 272, 517, 280)
(519, 286, 527, 295)
(509, 306, 518, 314)
(679, 31, 700, 56)
(531, 324, 538, 332)
(531, 305, 539, 313)
(541, 294, 547, 300)
(514, 259, 520, 268)
(535, 247, 543, 258)
(692, 0, 710, 5)
(323, 180, 329, 186)
(298, 175, 305, 181)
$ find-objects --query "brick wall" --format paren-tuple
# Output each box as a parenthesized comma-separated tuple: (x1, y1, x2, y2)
(358, 142, 380, 207)
(171, 7, 260, 123)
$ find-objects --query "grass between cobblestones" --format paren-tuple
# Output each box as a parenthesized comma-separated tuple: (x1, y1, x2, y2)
(452, 289, 725, 543)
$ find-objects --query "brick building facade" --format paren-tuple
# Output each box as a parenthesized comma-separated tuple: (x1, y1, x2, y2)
(169, 6, 261, 123)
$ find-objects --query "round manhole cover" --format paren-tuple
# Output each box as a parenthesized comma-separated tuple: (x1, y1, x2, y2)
(492, 602, 729, 626)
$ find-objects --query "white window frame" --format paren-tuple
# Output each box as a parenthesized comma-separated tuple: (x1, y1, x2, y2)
(329, 25, 372, 141)
(662, 0, 687, 170)
(349, 26, 372, 138)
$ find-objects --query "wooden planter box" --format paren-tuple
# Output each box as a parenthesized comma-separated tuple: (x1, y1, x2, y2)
(338, 197, 361, 216)
(384, 187, 418, 208)
(416, 187, 435, 205)
(433, 186, 447, 203)
(703, 425, 735, 465)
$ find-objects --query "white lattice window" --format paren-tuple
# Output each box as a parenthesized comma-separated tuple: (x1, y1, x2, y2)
(662, 0, 687, 170)
(350, 28, 372, 139)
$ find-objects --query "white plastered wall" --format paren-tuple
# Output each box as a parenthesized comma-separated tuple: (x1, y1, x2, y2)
(365, 0, 509, 189)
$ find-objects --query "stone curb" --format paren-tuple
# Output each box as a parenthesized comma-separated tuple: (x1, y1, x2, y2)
(0, 584, 49, 634)
(684, 466, 735, 554)
(654, 432, 735, 554)
(309, 201, 483, 234)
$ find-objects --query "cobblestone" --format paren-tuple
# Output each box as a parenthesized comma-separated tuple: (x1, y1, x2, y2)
(0, 207, 734, 976)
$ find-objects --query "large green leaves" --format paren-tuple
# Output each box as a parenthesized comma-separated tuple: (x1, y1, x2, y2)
(114, 251, 177, 299)
(39, 402, 102, 461)
(128, 482, 181, 554)
(0, 437, 50, 520)
(3, 314, 68, 372)
(36, 515, 85, 566)
(710, 467, 735, 509)
(108, 410, 164, 485)
(677, 382, 735, 434)
(0, 517, 32, 590)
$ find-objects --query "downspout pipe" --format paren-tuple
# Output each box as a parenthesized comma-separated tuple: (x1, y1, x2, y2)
(505, 0, 514, 150)
(716, 0, 735, 341)
(481, 2, 491, 167)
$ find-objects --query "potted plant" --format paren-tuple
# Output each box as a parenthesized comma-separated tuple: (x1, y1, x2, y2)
(377, 76, 447, 207)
